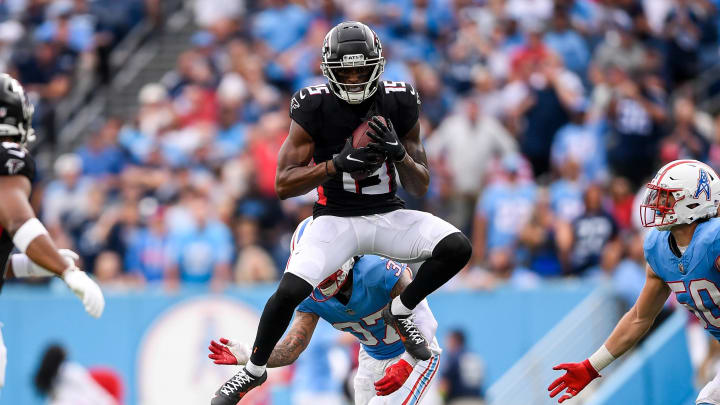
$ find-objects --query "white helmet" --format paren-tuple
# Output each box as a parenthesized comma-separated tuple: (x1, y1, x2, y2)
(289, 217, 355, 302)
(640, 160, 720, 230)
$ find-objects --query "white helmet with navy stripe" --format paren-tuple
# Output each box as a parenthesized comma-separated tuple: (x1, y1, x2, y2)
(640, 160, 720, 230)
(290, 217, 355, 302)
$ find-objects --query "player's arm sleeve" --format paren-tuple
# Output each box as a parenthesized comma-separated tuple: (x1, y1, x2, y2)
(288, 88, 318, 137)
(0, 145, 36, 181)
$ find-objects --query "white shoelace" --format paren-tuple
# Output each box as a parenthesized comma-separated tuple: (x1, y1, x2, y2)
(220, 370, 254, 396)
(398, 315, 425, 345)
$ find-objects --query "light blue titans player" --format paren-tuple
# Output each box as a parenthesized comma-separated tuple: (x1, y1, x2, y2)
(208, 217, 441, 405)
(548, 160, 720, 404)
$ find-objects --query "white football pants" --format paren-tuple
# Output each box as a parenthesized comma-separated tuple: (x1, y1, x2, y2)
(354, 347, 441, 405)
(286, 210, 459, 287)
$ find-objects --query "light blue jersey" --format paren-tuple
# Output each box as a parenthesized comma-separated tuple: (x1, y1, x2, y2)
(297, 255, 407, 360)
(644, 218, 720, 340)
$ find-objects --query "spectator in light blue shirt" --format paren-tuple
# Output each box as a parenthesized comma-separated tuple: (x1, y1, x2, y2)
(473, 154, 537, 264)
(544, 7, 590, 77)
(168, 195, 233, 286)
(126, 209, 173, 285)
(544, 6, 589, 77)
(76, 119, 126, 180)
(549, 160, 586, 223)
(551, 105, 608, 183)
(252, 0, 311, 53)
(35, 2, 96, 53)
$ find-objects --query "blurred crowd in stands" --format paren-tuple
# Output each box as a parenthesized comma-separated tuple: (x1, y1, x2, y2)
(4, 0, 720, 303)
(1, 0, 158, 145)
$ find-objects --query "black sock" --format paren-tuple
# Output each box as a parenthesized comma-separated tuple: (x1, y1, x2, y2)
(249, 272, 313, 365)
(399, 232, 472, 309)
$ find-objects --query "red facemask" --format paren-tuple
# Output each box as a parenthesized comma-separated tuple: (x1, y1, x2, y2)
(640, 183, 682, 228)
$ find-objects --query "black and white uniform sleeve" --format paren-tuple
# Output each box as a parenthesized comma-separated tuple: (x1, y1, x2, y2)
(379, 81, 421, 139)
(0, 142, 35, 181)
(289, 85, 327, 139)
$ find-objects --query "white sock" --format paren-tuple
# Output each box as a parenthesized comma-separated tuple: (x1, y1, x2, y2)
(391, 296, 412, 316)
(245, 361, 266, 377)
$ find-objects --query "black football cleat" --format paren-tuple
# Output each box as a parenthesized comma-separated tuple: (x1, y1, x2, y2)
(382, 305, 431, 361)
(211, 367, 267, 405)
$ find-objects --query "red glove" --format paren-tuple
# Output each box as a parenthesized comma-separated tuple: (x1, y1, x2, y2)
(208, 338, 249, 365)
(375, 359, 413, 396)
(548, 359, 600, 403)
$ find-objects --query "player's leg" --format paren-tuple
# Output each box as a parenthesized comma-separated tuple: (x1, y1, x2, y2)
(361, 210, 470, 358)
(213, 216, 359, 404)
(354, 348, 390, 405)
(697, 369, 720, 405)
(369, 353, 442, 405)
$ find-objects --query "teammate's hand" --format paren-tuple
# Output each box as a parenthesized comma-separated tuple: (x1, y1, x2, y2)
(62, 268, 105, 318)
(58, 249, 80, 265)
(332, 139, 385, 173)
(366, 116, 406, 162)
(375, 359, 413, 396)
(548, 359, 600, 403)
(208, 338, 250, 365)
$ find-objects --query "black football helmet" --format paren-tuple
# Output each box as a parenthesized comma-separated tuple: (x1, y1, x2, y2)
(321, 21, 385, 104)
(0, 73, 35, 145)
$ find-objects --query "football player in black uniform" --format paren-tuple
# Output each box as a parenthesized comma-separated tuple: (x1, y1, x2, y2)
(0, 74, 104, 390)
(212, 22, 471, 404)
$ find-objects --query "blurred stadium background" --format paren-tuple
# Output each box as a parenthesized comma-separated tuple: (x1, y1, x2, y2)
(1, 0, 719, 404)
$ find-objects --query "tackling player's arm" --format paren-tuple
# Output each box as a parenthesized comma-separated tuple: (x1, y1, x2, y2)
(266, 310, 320, 367)
(548, 264, 670, 403)
(209, 310, 319, 367)
(275, 121, 332, 200)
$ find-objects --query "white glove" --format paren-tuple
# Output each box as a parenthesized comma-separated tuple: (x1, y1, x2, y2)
(208, 338, 251, 365)
(62, 268, 105, 318)
(11, 249, 80, 278)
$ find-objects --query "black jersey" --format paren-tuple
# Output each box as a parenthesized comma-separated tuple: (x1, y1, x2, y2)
(289, 81, 421, 217)
(0, 141, 36, 290)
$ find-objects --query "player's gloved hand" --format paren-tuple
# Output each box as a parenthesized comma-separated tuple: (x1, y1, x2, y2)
(375, 359, 413, 396)
(208, 337, 250, 365)
(332, 139, 385, 173)
(366, 116, 406, 162)
(548, 359, 600, 403)
(62, 267, 105, 318)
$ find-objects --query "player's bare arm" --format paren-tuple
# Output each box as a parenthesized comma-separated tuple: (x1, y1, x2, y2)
(208, 310, 319, 367)
(275, 121, 328, 200)
(549, 265, 671, 403)
(603, 264, 671, 357)
(0, 175, 71, 276)
(395, 122, 430, 197)
(267, 310, 319, 367)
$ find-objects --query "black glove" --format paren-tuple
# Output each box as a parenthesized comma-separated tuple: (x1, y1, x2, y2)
(366, 117, 406, 162)
(332, 139, 386, 174)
